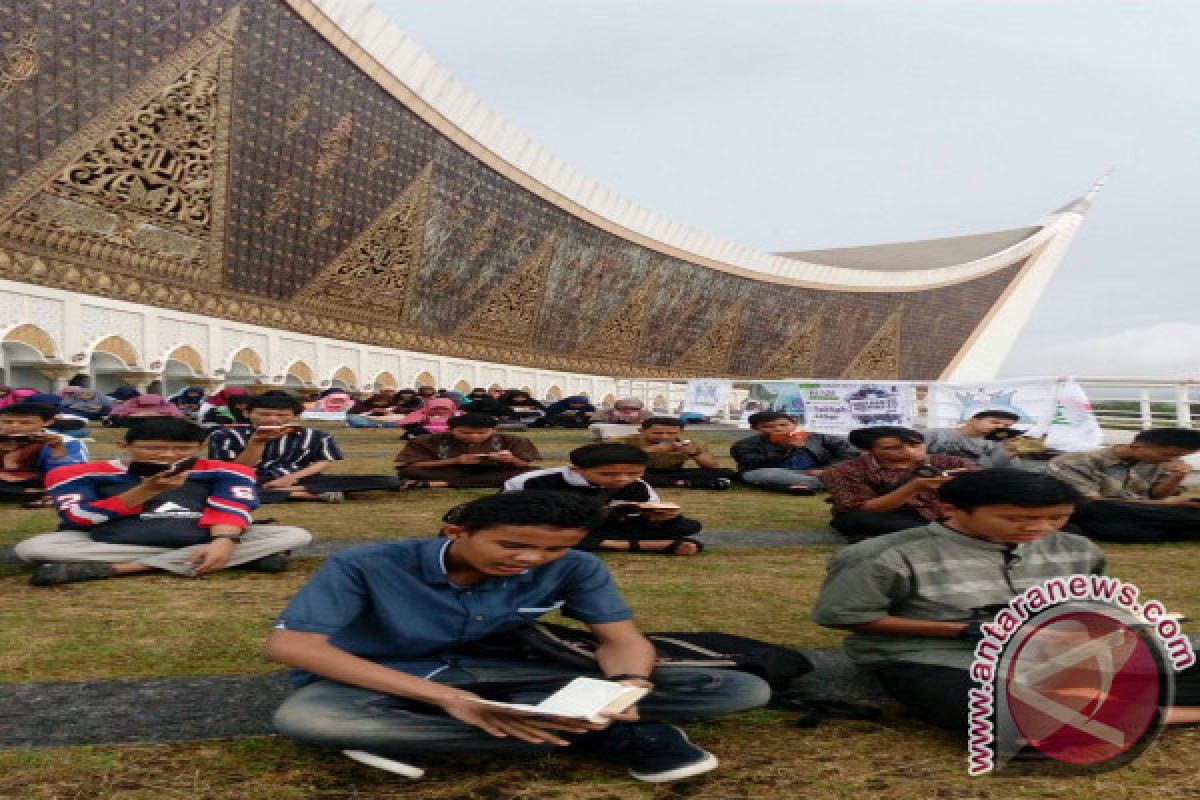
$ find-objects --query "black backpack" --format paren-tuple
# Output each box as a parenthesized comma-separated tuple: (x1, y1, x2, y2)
(463, 622, 813, 691)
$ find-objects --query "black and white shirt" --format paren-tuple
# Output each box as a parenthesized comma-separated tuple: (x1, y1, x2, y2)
(503, 466, 660, 503)
(207, 426, 343, 480)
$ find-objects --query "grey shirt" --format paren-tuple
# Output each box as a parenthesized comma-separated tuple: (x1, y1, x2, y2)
(923, 428, 1014, 468)
(811, 522, 1105, 670)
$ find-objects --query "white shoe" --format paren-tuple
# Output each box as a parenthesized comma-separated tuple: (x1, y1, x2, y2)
(341, 749, 425, 778)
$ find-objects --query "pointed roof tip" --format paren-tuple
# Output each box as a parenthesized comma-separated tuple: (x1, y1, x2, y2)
(1053, 170, 1113, 215)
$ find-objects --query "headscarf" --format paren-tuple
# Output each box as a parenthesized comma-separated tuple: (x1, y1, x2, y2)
(108, 386, 141, 401)
(204, 387, 248, 407)
(112, 393, 185, 417)
(398, 397, 462, 433)
(544, 395, 595, 416)
(314, 391, 355, 412)
(391, 389, 423, 411)
(168, 387, 206, 407)
(58, 387, 114, 415)
(594, 397, 652, 424)
(0, 388, 38, 409)
(502, 390, 545, 410)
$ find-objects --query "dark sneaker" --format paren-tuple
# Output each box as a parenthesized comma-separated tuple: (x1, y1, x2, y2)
(30, 562, 115, 587)
(243, 553, 290, 573)
(341, 749, 424, 779)
(708, 478, 733, 490)
(595, 723, 718, 783)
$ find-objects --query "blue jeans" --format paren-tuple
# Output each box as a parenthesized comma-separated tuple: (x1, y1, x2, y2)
(740, 467, 822, 492)
(273, 659, 770, 756)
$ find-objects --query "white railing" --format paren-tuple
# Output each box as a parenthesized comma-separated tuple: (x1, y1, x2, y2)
(1074, 378, 1196, 432)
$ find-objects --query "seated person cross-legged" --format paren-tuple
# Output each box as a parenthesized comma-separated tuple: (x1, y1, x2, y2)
(812, 469, 1200, 730)
(1046, 427, 1200, 543)
(820, 426, 977, 540)
(0, 403, 88, 506)
(730, 412, 856, 495)
(207, 394, 400, 504)
(618, 417, 738, 490)
(394, 413, 541, 489)
(504, 444, 704, 556)
(14, 418, 311, 586)
(267, 491, 769, 783)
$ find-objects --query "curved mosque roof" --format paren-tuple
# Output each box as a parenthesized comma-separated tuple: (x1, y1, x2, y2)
(307, 0, 1094, 292)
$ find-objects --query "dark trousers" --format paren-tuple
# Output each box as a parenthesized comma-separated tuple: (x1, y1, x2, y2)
(830, 510, 929, 540)
(258, 474, 400, 504)
(582, 515, 703, 551)
(274, 659, 770, 757)
(396, 465, 533, 489)
(1069, 500, 1200, 543)
(643, 468, 739, 488)
(531, 414, 590, 429)
(0, 477, 42, 501)
(873, 660, 1200, 732)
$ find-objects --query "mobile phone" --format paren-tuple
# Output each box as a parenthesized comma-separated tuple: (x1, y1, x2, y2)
(128, 456, 198, 479)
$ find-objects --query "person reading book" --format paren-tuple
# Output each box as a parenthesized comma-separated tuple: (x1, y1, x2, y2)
(267, 491, 769, 782)
(503, 443, 705, 555)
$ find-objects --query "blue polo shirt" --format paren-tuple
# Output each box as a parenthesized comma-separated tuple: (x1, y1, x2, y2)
(274, 538, 634, 686)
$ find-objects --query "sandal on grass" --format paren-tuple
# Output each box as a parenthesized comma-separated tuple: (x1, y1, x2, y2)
(397, 480, 433, 491)
(660, 537, 705, 556)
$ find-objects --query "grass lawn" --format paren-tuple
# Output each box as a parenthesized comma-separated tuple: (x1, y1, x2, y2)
(1, 425, 1197, 798)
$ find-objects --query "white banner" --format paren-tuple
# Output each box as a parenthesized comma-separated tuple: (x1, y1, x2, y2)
(747, 381, 916, 433)
(926, 378, 1059, 435)
(682, 379, 733, 416)
(1044, 380, 1104, 451)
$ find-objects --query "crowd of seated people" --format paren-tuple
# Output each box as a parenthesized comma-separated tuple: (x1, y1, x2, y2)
(4, 379, 1199, 785)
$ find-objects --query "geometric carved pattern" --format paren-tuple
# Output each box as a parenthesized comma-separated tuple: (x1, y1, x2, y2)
(457, 234, 558, 347)
(760, 308, 824, 378)
(91, 336, 140, 367)
(0, 10, 239, 285)
(293, 163, 433, 320)
(0, 33, 40, 101)
(676, 300, 745, 375)
(576, 271, 658, 362)
(842, 310, 903, 379)
(3, 323, 57, 358)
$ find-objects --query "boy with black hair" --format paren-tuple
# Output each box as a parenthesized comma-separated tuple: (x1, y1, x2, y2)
(268, 490, 769, 782)
(1047, 427, 1200, 542)
(813, 469, 1200, 730)
(820, 426, 976, 539)
(618, 417, 738, 490)
(504, 443, 704, 555)
(923, 409, 1024, 468)
(0, 403, 88, 504)
(14, 418, 311, 586)
(730, 411, 855, 495)
(395, 413, 541, 488)
(207, 394, 399, 503)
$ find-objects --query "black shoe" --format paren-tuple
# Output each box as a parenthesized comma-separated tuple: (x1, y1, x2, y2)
(243, 553, 290, 573)
(594, 723, 718, 783)
(30, 562, 115, 586)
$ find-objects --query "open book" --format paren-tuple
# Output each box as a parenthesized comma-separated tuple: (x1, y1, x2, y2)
(470, 677, 649, 724)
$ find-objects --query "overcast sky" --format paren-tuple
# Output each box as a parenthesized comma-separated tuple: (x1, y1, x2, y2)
(375, 0, 1199, 378)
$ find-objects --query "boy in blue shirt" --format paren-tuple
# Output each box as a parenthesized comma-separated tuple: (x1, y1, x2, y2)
(0, 403, 87, 506)
(267, 491, 768, 782)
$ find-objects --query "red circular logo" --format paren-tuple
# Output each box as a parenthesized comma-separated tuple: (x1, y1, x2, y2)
(1005, 611, 1161, 765)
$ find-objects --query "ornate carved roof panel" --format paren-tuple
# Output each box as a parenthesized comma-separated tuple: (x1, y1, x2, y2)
(0, 1, 1053, 379)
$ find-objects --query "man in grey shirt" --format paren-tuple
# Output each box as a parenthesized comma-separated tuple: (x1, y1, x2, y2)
(923, 410, 1023, 468)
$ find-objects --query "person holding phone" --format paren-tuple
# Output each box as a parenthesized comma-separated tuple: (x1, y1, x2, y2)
(820, 427, 977, 540)
(14, 418, 311, 586)
(0, 403, 88, 505)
